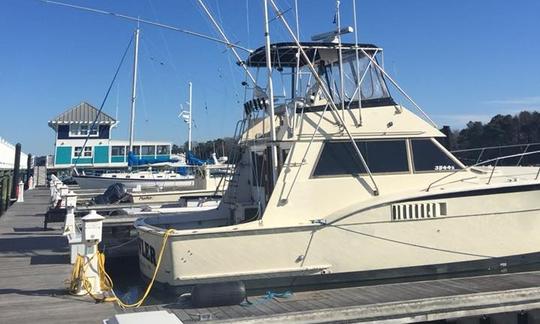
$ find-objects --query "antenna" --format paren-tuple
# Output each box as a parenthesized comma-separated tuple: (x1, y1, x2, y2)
(178, 83, 193, 152)
(311, 26, 353, 43)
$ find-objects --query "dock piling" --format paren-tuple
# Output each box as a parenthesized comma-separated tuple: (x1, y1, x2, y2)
(10, 143, 21, 202)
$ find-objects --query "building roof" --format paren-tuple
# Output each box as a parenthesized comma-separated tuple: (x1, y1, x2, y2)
(48, 102, 117, 127)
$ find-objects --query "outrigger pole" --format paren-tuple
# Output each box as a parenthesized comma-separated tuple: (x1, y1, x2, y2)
(263, 0, 279, 185)
(39, 0, 253, 53)
(268, 0, 381, 196)
(195, 0, 257, 86)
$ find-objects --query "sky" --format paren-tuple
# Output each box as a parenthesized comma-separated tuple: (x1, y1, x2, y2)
(1, 0, 539, 155)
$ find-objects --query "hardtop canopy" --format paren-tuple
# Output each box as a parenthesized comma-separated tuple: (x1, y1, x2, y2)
(245, 42, 381, 68)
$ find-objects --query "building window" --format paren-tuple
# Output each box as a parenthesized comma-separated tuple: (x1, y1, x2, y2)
(74, 146, 92, 158)
(313, 140, 409, 177)
(411, 139, 462, 172)
(69, 124, 98, 137)
(157, 145, 170, 155)
(111, 146, 125, 156)
(131, 146, 141, 155)
(141, 145, 155, 156)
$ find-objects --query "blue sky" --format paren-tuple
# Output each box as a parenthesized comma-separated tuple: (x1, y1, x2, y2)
(1, 0, 539, 155)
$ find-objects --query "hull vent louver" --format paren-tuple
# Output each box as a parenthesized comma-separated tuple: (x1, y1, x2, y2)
(391, 202, 447, 221)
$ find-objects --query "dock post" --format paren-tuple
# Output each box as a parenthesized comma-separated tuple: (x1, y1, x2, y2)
(63, 191, 78, 236)
(64, 191, 83, 264)
(25, 154, 32, 190)
(10, 143, 21, 202)
(57, 184, 69, 209)
(17, 181, 24, 203)
(79, 210, 105, 296)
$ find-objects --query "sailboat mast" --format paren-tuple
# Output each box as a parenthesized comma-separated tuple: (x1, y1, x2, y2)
(188, 81, 193, 152)
(263, 0, 279, 185)
(128, 27, 140, 152)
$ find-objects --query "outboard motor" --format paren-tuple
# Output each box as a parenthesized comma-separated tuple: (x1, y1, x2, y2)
(93, 183, 128, 205)
(191, 281, 246, 307)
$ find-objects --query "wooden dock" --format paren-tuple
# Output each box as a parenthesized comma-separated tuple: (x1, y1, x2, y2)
(3, 188, 540, 323)
(0, 189, 116, 323)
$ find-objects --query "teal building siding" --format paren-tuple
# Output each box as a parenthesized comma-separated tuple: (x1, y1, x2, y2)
(55, 146, 72, 165)
(94, 146, 109, 164)
(72, 158, 92, 164)
(111, 156, 125, 163)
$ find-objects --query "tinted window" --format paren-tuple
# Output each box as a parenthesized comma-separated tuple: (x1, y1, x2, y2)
(157, 145, 170, 155)
(411, 139, 461, 172)
(111, 146, 125, 156)
(313, 140, 408, 176)
(142, 146, 155, 155)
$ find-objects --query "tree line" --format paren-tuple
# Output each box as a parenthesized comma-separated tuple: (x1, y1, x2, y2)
(172, 137, 240, 161)
(171, 110, 540, 165)
(449, 110, 540, 150)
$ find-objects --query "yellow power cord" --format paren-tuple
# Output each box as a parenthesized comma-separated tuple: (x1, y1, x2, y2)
(68, 228, 175, 308)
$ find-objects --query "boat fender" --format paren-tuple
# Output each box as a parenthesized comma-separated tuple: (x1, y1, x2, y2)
(191, 281, 246, 307)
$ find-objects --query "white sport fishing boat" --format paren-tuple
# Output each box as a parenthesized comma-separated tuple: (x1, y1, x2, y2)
(135, 5, 540, 293)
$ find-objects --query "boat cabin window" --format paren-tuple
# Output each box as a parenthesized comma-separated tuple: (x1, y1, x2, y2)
(313, 140, 408, 177)
(411, 139, 461, 172)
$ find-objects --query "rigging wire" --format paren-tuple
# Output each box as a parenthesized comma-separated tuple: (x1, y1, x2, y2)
(73, 35, 134, 169)
(140, 35, 173, 118)
(39, 0, 253, 53)
(215, 1, 241, 106)
(146, 0, 180, 75)
(245, 0, 251, 49)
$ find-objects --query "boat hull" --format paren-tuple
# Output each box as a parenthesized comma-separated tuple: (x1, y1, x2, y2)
(136, 184, 540, 293)
(73, 175, 194, 190)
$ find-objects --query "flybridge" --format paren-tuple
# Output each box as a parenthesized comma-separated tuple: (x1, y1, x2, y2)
(242, 42, 394, 114)
(245, 42, 382, 68)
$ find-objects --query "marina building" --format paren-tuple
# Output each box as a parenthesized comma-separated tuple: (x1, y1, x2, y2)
(0, 137, 28, 169)
(48, 102, 172, 168)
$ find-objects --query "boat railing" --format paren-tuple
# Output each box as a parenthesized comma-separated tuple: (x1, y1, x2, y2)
(451, 142, 540, 166)
(427, 149, 540, 191)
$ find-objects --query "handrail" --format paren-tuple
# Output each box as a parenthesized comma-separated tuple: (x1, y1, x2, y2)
(426, 149, 540, 191)
(451, 142, 540, 154)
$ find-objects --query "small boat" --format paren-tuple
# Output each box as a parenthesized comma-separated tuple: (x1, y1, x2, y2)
(72, 169, 194, 190)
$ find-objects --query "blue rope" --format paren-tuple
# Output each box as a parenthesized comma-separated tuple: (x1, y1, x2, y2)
(241, 290, 293, 306)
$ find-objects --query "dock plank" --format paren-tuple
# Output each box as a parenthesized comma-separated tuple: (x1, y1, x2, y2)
(0, 189, 117, 324)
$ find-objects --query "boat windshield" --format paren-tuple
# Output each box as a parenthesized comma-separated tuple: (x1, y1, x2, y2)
(254, 49, 392, 107)
(319, 52, 390, 103)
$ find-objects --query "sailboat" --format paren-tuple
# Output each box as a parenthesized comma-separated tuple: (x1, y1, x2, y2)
(72, 29, 221, 190)
(134, 1, 540, 293)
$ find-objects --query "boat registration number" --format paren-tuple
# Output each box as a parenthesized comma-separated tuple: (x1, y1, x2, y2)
(139, 239, 157, 266)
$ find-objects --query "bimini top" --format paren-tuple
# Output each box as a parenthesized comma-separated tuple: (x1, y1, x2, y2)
(245, 42, 381, 68)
